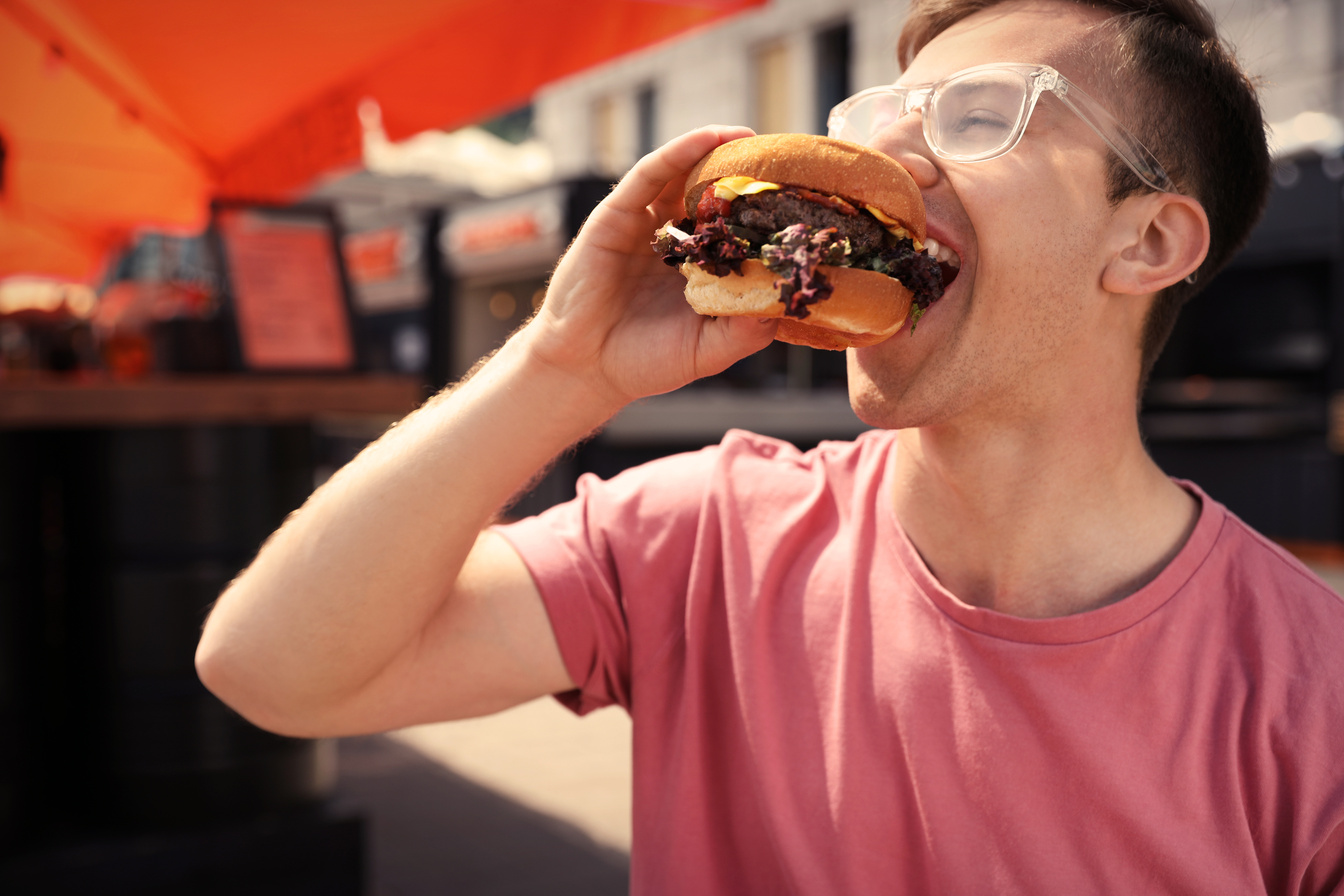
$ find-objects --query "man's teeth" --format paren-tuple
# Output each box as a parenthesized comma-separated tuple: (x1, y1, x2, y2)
(923, 237, 961, 269)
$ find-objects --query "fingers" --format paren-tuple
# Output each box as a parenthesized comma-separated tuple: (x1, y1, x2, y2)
(607, 125, 756, 216)
(692, 314, 780, 380)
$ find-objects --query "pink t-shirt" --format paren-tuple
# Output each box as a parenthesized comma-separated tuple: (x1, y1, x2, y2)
(496, 429, 1344, 894)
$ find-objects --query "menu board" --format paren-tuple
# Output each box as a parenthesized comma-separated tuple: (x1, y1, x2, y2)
(215, 206, 355, 371)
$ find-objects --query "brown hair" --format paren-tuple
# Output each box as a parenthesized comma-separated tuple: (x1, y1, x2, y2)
(898, 0, 1272, 388)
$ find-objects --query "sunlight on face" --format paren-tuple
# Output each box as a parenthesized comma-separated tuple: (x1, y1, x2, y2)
(848, 0, 1127, 433)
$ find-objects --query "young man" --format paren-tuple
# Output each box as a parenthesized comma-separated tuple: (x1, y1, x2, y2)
(197, 0, 1344, 891)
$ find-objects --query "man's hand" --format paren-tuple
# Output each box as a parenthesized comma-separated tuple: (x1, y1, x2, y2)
(524, 125, 779, 407)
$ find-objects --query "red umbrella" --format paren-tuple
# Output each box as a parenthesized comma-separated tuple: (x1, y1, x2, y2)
(0, 0, 766, 281)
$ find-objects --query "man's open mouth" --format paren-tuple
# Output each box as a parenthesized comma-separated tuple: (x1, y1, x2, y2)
(921, 236, 962, 288)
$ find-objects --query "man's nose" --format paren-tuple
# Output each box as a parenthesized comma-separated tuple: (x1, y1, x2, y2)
(867, 114, 939, 189)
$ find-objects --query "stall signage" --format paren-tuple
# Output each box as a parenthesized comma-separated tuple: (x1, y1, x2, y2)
(344, 227, 406, 284)
(455, 211, 541, 255)
(443, 186, 566, 278)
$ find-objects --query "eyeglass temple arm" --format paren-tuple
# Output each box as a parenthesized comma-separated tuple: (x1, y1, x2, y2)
(1053, 82, 1175, 193)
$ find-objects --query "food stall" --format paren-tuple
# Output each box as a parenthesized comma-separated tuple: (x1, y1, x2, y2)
(0, 211, 421, 892)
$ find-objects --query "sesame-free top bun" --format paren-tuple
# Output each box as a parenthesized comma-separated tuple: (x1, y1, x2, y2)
(681, 260, 912, 350)
(683, 133, 926, 239)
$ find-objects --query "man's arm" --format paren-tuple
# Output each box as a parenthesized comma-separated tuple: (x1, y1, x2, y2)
(195, 125, 776, 738)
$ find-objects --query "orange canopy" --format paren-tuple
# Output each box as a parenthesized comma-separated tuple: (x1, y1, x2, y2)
(0, 0, 765, 282)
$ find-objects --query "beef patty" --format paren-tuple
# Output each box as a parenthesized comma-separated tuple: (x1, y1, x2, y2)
(729, 190, 887, 255)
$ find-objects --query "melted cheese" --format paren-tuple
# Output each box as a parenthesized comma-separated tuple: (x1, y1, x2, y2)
(865, 204, 923, 251)
(712, 176, 781, 199)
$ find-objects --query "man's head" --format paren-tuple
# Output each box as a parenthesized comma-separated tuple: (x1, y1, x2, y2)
(896, 0, 1272, 387)
(840, 0, 1214, 432)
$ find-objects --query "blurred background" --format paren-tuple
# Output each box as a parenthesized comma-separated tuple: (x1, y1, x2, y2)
(1, 0, 1341, 892)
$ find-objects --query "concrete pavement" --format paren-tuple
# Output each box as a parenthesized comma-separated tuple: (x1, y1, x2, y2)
(333, 700, 632, 896)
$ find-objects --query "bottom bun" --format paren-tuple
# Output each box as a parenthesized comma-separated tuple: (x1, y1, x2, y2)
(680, 260, 910, 350)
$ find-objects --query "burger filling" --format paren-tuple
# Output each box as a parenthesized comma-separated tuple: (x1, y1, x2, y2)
(654, 177, 947, 330)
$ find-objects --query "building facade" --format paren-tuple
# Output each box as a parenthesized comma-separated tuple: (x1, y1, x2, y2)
(533, 0, 1344, 177)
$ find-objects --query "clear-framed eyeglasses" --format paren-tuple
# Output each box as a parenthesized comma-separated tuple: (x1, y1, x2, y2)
(827, 63, 1177, 194)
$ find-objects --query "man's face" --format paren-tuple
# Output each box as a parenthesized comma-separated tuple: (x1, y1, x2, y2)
(847, 0, 1135, 432)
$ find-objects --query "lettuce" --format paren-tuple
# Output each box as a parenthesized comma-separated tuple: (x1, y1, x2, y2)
(759, 225, 850, 318)
(653, 218, 752, 277)
(653, 212, 944, 329)
(863, 239, 944, 312)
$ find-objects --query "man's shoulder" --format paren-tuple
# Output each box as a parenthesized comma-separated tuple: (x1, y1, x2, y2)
(1195, 487, 1344, 608)
(703, 427, 896, 494)
(715, 426, 895, 469)
(1186, 493, 1344, 806)
(1187, 485, 1344, 666)
(559, 428, 893, 521)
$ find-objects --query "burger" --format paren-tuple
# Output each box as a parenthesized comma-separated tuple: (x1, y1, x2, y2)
(652, 133, 950, 350)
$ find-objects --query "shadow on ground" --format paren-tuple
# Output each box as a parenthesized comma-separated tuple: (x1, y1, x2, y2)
(333, 734, 630, 896)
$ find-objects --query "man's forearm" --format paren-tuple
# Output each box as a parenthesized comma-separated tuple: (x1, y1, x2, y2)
(194, 327, 620, 733)
(196, 124, 770, 734)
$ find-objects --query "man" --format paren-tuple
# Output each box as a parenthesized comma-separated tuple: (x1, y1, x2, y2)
(197, 0, 1344, 891)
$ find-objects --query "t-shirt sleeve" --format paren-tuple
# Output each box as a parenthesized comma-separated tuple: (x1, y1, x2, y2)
(491, 444, 721, 715)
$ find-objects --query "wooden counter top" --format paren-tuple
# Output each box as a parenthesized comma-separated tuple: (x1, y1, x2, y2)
(0, 375, 426, 428)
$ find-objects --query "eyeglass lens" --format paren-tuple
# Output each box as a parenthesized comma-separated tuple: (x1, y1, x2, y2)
(831, 69, 1033, 160)
(928, 70, 1031, 158)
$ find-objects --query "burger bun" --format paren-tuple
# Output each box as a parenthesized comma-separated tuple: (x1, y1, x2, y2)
(681, 260, 911, 350)
(684, 133, 926, 240)
(675, 134, 926, 350)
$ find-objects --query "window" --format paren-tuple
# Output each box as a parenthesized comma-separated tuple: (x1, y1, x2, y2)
(592, 94, 619, 174)
(636, 84, 657, 158)
(814, 22, 852, 136)
(754, 41, 792, 135)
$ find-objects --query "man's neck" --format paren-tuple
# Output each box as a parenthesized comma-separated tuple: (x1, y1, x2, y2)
(890, 412, 1199, 618)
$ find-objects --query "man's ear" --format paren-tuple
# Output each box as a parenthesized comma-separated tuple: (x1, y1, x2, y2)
(1101, 193, 1210, 296)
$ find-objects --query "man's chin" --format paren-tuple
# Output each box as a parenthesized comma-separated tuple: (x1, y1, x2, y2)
(847, 373, 915, 431)
(845, 346, 956, 432)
